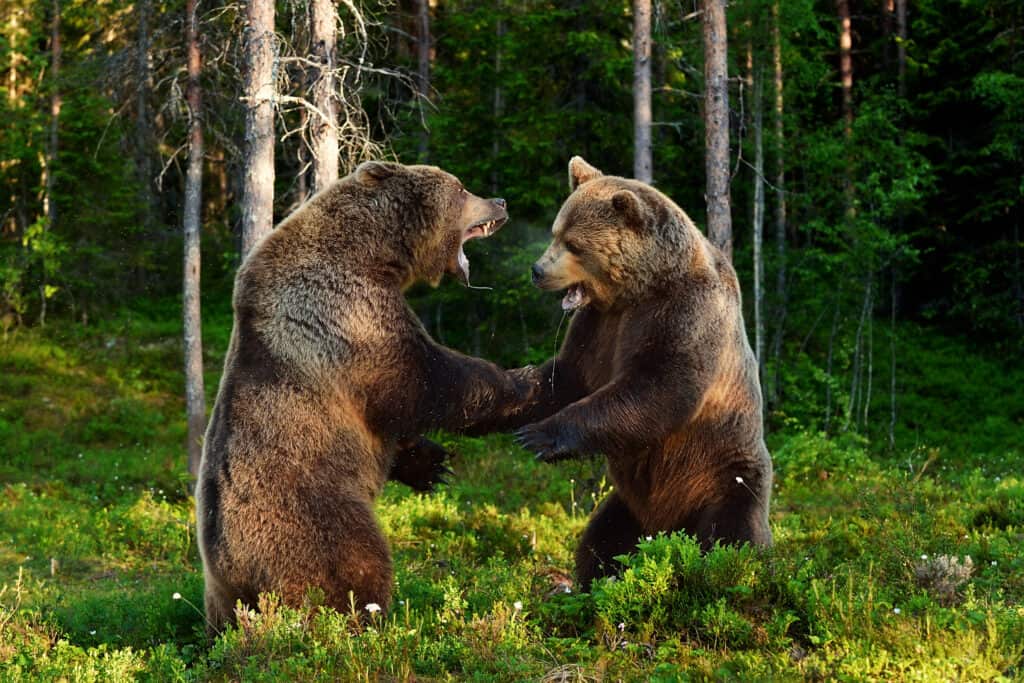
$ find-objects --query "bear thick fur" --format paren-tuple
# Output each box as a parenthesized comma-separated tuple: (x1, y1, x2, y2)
(196, 161, 537, 632)
(513, 157, 773, 589)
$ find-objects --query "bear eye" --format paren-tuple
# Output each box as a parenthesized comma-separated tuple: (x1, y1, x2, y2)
(564, 241, 582, 256)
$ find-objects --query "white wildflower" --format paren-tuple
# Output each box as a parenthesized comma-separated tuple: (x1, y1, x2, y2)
(513, 601, 523, 611)
(735, 476, 744, 484)
(618, 622, 625, 631)
(893, 607, 901, 614)
(172, 592, 182, 600)
(365, 603, 381, 613)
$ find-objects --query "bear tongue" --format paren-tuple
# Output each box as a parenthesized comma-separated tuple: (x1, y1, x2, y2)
(562, 285, 587, 311)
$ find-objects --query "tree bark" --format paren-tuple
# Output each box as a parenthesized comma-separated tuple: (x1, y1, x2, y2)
(310, 0, 338, 193)
(40, 0, 61, 326)
(135, 0, 157, 236)
(837, 0, 855, 217)
(416, 0, 431, 161)
(703, 0, 732, 260)
(633, 0, 652, 183)
(752, 66, 765, 384)
(240, 0, 276, 258)
(491, 6, 505, 195)
(183, 0, 206, 479)
(770, 0, 787, 404)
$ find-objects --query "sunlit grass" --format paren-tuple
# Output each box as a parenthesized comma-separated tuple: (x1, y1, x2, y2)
(1, 308, 1021, 680)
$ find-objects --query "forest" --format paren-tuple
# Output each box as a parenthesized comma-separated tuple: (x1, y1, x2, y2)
(1, 0, 1022, 680)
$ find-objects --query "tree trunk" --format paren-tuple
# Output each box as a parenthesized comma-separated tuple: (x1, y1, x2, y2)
(310, 0, 338, 193)
(183, 0, 206, 479)
(632, 0, 652, 183)
(491, 7, 505, 195)
(135, 0, 157, 237)
(824, 304, 840, 432)
(703, 0, 732, 260)
(752, 67, 765, 384)
(889, 267, 897, 449)
(416, 0, 431, 161)
(770, 0, 787, 405)
(837, 0, 854, 217)
(240, 0, 276, 259)
(40, 0, 61, 326)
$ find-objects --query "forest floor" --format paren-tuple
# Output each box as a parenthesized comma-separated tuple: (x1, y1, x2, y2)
(0, 302, 1022, 681)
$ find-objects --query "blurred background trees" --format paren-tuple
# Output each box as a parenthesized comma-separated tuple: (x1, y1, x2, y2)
(0, 0, 1021, 451)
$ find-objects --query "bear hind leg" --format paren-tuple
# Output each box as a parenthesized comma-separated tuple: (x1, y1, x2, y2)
(277, 500, 394, 617)
(574, 492, 644, 592)
(692, 495, 773, 551)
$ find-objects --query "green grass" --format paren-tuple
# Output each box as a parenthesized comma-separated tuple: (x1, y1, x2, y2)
(1, 305, 1022, 680)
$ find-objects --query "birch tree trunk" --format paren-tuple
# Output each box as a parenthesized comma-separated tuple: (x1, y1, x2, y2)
(752, 67, 765, 383)
(632, 0, 652, 183)
(416, 0, 431, 161)
(240, 0, 276, 259)
(310, 0, 338, 193)
(770, 0, 787, 404)
(183, 0, 205, 478)
(40, 0, 61, 326)
(702, 0, 732, 260)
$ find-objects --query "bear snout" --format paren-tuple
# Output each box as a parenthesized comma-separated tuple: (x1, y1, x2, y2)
(531, 263, 545, 285)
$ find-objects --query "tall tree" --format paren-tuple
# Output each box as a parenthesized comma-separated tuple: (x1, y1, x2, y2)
(703, 0, 732, 259)
(632, 0, 652, 183)
(751, 65, 765, 382)
(770, 0, 787, 402)
(416, 0, 431, 161)
(134, 0, 157, 238)
(183, 0, 205, 478)
(310, 0, 338, 192)
(240, 0, 276, 258)
(837, 0, 854, 216)
(491, 3, 504, 194)
(40, 0, 61, 325)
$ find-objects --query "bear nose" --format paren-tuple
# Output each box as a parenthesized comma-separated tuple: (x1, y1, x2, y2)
(493, 198, 506, 208)
(531, 263, 544, 283)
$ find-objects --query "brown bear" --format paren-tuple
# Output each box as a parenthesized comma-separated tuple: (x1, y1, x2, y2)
(196, 161, 538, 632)
(509, 156, 773, 589)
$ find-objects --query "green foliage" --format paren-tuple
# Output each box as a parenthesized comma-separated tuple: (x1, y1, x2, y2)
(2, 308, 1023, 680)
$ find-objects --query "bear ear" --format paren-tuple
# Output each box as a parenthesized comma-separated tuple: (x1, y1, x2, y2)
(355, 160, 401, 184)
(568, 156, 603, 192)
(611, 190, 647, 232)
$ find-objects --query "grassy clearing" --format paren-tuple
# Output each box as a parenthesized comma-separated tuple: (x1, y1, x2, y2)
(1, 305, 1022, 680)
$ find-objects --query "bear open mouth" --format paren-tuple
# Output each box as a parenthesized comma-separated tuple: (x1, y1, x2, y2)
(456, 217, 506, 283)
(562, 284, 590, 311)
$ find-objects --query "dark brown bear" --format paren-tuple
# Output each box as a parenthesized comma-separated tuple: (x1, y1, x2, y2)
(513, 157, 773, 589)
(196, 161, 537, 632)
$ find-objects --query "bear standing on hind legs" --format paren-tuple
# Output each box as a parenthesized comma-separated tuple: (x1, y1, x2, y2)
(510, 157, 773, 590)
(196, 161, 538, 633)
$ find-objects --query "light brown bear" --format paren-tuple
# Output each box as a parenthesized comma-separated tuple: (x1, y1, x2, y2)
(196, 161, 538, 632)
(511, 157, 773, 589)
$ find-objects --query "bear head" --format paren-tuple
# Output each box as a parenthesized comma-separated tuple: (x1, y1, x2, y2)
(530, 156, 695, 311)
(353, 161, 508, 288)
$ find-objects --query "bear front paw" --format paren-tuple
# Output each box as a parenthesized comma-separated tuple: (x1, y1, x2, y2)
(390, 438, 455, 493)
(507, 364, 543, 405)
(515, 422, 581, 463)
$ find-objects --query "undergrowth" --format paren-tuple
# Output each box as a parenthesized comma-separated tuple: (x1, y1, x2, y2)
(0, 304, 1021, 680)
